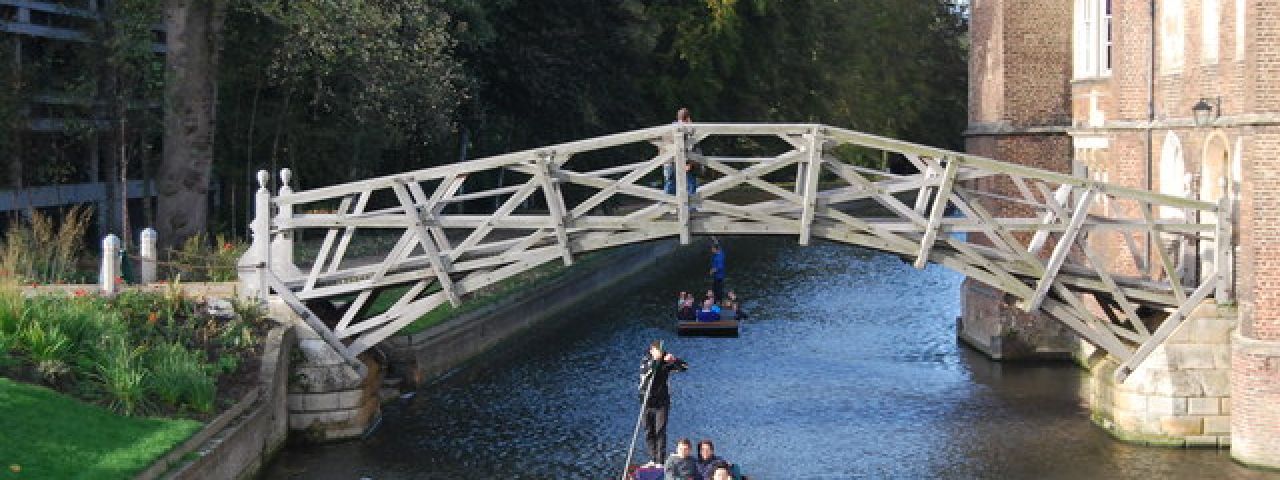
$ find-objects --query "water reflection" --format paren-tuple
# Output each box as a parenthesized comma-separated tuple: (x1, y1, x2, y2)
(267, 237, 1272, 479)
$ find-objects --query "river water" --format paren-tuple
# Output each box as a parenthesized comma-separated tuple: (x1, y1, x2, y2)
(266, 237, 1273, 479)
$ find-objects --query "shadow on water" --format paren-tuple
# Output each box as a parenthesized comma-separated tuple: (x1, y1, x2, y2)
(266, 236, 1275, 479)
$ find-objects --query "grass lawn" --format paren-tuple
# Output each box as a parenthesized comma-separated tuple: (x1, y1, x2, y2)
(0, 377, 201, 479)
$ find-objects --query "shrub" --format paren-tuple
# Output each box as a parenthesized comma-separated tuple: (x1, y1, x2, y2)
(0, 277, 22, 336)
(95, 339, 150, 416)
(164, 234, 247, 282)
(19, 318, 73, 383)
(146, 342, 215, 413)
(0, 206, 94, 284)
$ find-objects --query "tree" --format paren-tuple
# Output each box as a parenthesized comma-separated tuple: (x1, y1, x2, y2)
(157, 0, 228, 249)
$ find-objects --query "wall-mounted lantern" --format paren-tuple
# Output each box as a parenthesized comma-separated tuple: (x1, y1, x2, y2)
(1192, 97, 1220, 127)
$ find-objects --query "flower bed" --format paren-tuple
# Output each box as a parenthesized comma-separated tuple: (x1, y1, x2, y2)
(0, 280, 272, 477)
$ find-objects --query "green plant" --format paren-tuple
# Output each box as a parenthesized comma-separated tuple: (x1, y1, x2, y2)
(217, 318, 256, 354)
(95, 339, 151, 416)
(146, 342, 215, 413)
(19, 318, 73, 383)
(230, 295, 266, 327)
(0, 206, 94, 284)
(0, 277, 23, 335)
(214, 355, 240, 375)
(165, 234, 247, 282)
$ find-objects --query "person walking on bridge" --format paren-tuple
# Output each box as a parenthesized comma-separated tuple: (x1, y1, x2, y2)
(709, 243, 726, 304)
(639, 340, 689, 465)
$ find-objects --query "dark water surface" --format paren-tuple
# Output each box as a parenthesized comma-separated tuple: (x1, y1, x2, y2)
(266, 237, 1273, 479)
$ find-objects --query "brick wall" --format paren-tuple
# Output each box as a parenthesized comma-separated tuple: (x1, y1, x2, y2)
(971, 0, 1280, 467)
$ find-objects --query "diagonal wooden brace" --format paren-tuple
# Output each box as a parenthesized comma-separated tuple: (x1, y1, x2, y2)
(914, 157, 959, 269)
(1024, 187, 1095, 311)
(392, 181, 462, 307)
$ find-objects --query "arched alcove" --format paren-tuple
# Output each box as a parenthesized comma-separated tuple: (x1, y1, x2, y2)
(1158, 131, 1187, 220)
(1199, 132, 1232, 284)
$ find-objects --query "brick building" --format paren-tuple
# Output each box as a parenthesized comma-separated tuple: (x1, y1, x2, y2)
(964, 0, 1280, 468)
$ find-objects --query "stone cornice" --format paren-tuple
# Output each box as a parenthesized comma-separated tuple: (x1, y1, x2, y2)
(964, 122, 1073, 137)
(1071, 114, 1280, 134)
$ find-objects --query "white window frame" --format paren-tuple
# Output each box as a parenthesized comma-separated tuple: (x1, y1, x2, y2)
(1236, 0, 1245, 60)
(1075, 0, 1113, 78)
(1203, 0, 1220, 64)
(1161, 0, 1186, 74)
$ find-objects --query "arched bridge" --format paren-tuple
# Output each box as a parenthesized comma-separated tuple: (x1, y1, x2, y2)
(238, 123, 1230, 383)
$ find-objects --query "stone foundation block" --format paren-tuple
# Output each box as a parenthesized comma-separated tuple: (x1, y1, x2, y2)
(1111, 390, 1147, 412)
(1159, 416, 1204, 436)
(1146, 396, 1187, 416)
(1165, 344, 1218, 370)
(1203, 415, 1231, 435)
(1187, 397, 1220, 416)
(287, 389, 366, 412)
(1187, 370, 1230, 397)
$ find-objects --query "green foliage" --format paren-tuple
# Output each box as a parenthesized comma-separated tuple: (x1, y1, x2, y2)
(165, 234, 248, 282)
(19, 317, 73, 383)
(2, 282, 268, 417)
(147, 342, 215, 413)
(94, 338, 151, 416)
(0, 206, 96, 284)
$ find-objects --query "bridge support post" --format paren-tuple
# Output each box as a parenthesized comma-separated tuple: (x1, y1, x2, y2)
(271, 169, 303, 278)
(237, 170, 272, 300)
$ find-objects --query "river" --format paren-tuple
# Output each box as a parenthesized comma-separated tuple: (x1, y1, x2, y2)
(266, 236, 1272, 479)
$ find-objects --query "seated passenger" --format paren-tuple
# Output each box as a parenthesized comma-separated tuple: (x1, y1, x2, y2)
(727, 290, 748, 320)
(677, 298, 696, 321)
(664, 438, 698, 480)
(696, 299, 721, 322)
(709, 461, 734, 480)
(696, 439, 726, 480)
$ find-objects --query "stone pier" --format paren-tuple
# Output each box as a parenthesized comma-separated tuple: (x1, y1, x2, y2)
(268, 299, 385, 443)
(1081, 301, 1234, 447)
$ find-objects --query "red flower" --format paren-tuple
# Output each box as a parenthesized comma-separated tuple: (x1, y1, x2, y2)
(222, 242, 235, 252)
(73, 289, 87, 297)
(115, 276, 124, 285)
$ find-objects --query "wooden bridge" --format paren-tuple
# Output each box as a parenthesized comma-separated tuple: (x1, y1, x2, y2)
(238, 123, 1229, 382)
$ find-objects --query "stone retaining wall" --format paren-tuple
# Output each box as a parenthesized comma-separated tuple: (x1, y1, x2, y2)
(146, 325, 295, 479)
(383, 239, 682, 388)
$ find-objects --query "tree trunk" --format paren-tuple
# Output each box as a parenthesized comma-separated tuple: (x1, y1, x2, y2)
(157, 0, 227, 249)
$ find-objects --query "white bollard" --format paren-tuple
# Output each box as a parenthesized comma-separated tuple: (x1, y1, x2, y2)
(100, 234, 121, 295)
(139, 228, 157, 284)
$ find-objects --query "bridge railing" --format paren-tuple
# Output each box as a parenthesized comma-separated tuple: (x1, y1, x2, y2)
(239, 123, 1229, 382)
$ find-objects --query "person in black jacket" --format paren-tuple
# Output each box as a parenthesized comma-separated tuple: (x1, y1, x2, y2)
(639, 340, 689, 465)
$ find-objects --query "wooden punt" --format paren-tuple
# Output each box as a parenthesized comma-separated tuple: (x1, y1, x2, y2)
(676, 311, 741, 337)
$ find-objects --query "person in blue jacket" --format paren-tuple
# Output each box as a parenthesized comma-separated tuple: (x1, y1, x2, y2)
(709, 243, 726, 304)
